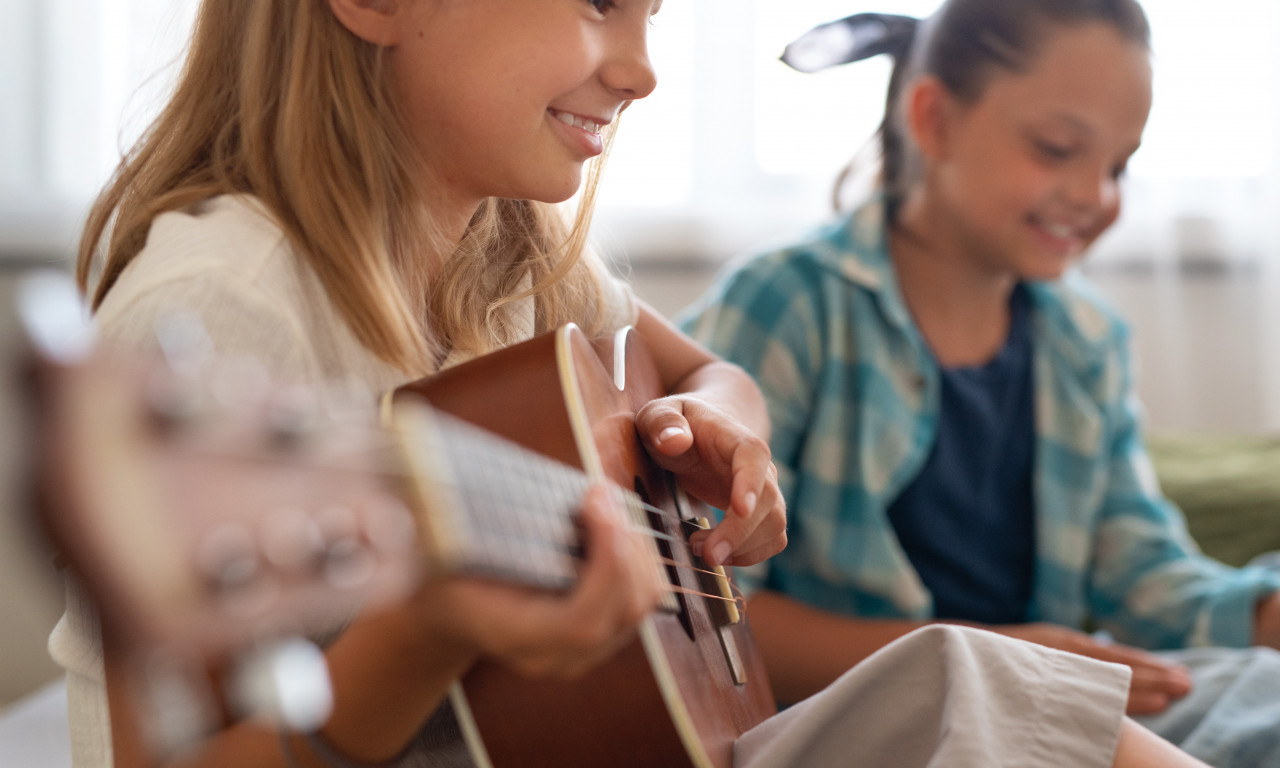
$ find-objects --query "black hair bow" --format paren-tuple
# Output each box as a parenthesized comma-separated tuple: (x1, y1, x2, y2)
(780, 12, 919, 73)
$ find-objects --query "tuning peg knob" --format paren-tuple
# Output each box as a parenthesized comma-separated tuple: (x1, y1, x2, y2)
(230, 637, 333, 733)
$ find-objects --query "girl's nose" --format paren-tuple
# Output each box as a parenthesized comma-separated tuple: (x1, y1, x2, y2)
(602, 28, 657, 101)
(1067, 167, 1119, 213)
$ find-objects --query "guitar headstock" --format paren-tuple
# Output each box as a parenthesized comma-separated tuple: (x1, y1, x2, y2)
(24, 281, 423, 668)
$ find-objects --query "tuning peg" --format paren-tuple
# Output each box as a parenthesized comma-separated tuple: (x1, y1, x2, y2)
(143, 367, 209, 431)
(261, 507, 327, 572)
(211, 355, 272, 412)
(360, 495, 419, 558)
(16, 271, 96, 364)
(229, 637, 333, 733)
(196, 522, 278, 617)
(312, 505, 375, 590)
(154, 310, 215, 379)
(134, 651, 220, 759)
(264, 385, 323, 451)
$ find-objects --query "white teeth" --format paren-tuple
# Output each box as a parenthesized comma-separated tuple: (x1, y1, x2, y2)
(551, 110, 602, 135)
(1041, 221, 1076, 239)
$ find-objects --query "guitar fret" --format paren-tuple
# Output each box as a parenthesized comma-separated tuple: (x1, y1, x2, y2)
(431, 412, 588, 590)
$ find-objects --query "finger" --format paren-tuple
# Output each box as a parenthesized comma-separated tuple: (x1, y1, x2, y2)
(635, 398, 695, 458)
(720, 488, 786, 566)
(688, 507, 786, 566)
(571, 486, 657, 619)
(700, 444, 768, 560)
(1089, 644, 1194, 697)
(1128, 664, 1193, 699)
(702, 449, 778, 566)
(1126, 689, 1173, 716)
(727, 439, 773, 519)
(721, 531, 788, 568)
(688, 527, 711, 559)
(1088, 641, 1180, 670)
(495, 488, 655, 677)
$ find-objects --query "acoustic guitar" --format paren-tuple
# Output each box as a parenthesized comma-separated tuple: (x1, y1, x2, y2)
(25, 275, 775, 768)
(394, 323, 777, 768)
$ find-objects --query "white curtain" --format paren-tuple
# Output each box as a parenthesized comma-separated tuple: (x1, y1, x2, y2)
(0, 0, 194, 258)
(4, 0, 1280, 429)
(598, 0, 1280, 266)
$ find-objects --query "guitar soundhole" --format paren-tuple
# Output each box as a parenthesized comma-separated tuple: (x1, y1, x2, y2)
(635, 478, 695, 641)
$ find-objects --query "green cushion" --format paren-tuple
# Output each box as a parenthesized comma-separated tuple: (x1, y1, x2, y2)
(1147, 434, 1280, 568)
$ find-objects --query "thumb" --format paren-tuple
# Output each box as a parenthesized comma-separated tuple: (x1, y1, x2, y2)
(635, 398, 694, 457)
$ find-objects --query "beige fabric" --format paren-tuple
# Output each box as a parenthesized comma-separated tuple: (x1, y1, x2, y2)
(49, 194, 637, 768)
(738, 625, 1132, 768)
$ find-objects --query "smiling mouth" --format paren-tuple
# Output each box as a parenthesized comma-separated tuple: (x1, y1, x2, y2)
(1040, 221, 1081, 240)
(548, 108, 605, 135)
(1030, 215, 1089, 245)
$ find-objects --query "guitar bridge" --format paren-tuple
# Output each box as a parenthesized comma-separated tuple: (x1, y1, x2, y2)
(690, 517, 748, 686)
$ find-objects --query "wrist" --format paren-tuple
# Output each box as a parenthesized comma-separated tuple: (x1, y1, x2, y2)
(369, 596, 482, 681)
(1254, 591, 1280, 648)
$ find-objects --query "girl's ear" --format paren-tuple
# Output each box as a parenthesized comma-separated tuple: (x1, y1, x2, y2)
(903, 75, 953, 163)
(328, 0, 405, 47)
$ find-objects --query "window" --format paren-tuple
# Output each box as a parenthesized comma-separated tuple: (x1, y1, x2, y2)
(596, 0, 1280, 265)
(0, 0, 194, 257)
(4, 0, 1279, 265)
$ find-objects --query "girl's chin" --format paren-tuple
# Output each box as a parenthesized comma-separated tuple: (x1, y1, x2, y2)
(1020, 254, 1080, 281)
(523, 170, 586, 205)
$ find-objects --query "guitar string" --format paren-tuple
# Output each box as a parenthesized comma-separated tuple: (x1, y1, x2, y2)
(173, 443, 749, 592)
(175, 443, 725, 538)
(300, 433, 728, 534)
(665, 584, 750, 615)
(517, 546, 749, 611)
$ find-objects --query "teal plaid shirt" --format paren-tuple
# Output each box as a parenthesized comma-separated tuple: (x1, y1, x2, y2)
(680, 198, 1280, 650)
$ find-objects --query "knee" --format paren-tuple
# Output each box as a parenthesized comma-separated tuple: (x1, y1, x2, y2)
(895, 623, 991, 654)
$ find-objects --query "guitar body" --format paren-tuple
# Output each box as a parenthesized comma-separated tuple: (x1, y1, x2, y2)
(395, 325, 776, 768)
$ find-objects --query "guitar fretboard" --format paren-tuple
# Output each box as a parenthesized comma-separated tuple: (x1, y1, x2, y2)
(398, 405, 677, 611)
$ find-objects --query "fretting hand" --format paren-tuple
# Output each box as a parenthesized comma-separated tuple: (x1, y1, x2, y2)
(413, 484, 663, 679)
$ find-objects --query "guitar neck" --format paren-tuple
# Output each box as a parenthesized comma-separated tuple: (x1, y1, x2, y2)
(393, 402, 676, 612)
(396, 403, 590, 589)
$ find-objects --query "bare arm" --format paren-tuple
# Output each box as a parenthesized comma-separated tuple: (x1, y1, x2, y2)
(1114, 719, 1211, 768)
(1254, 591, 1280, 648)
(746, 589, 929, 704)
(748, 588, 1194, 715)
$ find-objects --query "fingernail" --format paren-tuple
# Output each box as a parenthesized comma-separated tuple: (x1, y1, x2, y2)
(711, 541, 731, 565)
(658, 426, 685, 444)
(743, 492, 758, 511)
(690, 539, 704, 557)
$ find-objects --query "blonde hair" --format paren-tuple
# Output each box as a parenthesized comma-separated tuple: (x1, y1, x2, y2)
(78, 0, 618, 374)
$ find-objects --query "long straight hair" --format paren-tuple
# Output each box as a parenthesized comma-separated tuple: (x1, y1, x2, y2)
(78, 0, 618, 374)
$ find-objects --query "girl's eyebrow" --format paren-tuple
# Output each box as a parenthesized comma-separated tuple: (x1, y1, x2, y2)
(1034, 113, 1144, 157)
(1043, 112, 1093, 134)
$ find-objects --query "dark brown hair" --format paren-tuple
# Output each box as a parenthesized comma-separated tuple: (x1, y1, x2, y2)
(867, 0, 1151, 221)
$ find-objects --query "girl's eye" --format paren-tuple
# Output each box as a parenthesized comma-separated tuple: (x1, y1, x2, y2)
(1034, 140, 1074, 161)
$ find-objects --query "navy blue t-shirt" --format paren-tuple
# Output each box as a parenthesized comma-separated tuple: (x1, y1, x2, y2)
(887, 285, 1037, 624)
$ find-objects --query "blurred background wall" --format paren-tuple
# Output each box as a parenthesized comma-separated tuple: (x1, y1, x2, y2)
(3, 0, 1280, 712)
